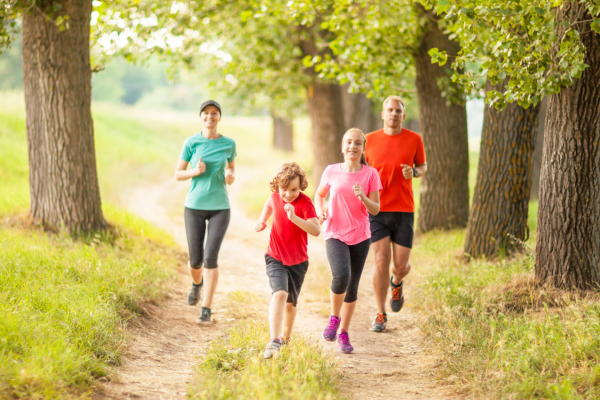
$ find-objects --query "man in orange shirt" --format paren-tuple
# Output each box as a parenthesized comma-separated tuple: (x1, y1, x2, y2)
(364, 95, 427, 333)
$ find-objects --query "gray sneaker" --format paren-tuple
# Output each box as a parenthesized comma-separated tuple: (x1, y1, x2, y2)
(197, 307, 211, 323)
(263, 339, 282, 359)
(187, 279, 203, 306)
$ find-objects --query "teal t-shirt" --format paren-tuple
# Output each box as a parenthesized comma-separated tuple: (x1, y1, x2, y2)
(179, 133, 237, 210)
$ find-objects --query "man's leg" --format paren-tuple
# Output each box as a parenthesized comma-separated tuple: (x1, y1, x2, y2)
(391, 243, 411, 285)
(372, 237, 392, 314)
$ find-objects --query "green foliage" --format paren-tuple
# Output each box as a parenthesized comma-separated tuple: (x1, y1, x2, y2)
(423, 0, 600, 108)
(189, 319, 341, 400)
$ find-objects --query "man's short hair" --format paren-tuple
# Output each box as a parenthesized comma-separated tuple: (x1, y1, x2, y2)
(383, 95, 405, 112)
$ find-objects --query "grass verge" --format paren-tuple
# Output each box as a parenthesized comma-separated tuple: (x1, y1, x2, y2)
(413, 230, 600, 399)
(188, 291, 342, 400)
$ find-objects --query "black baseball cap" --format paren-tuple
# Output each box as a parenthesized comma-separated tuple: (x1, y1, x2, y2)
(200, 100, 222, 115)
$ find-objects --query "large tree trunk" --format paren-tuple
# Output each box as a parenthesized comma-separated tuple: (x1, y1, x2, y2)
(535, 5, 600, 289)
(464, 80, 540, 258)
(341, 85, 378, 133)
(271, 110, 294, 152)
(305, 82, 346, 185)
(530, 98, 547, 199)
(414, 6, 469, 232)
(22, 0, 105, 233)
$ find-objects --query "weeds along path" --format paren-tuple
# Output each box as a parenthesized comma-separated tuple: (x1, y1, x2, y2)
(98, 172, 459, 399)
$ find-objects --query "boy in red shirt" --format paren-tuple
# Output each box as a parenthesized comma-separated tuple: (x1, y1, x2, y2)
(255, 162, 321, 359)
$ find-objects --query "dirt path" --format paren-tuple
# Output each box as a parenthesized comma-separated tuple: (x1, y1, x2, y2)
(95, 176, 459, 400)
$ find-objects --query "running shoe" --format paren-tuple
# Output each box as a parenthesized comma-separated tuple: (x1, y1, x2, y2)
(187, 278, 203, 306)
(370, 312, 387, 332)
(337, 331, 354, 354)
(323, 315, 341, 342)
(263, 339, 282, 359)
(390, 277, 404, 312)
(280, 337, 290, 345)
(197, 307, 211, 323)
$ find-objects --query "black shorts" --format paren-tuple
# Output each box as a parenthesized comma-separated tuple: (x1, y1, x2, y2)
(369, 212, 414, 248)
(265, 254, 309, 307)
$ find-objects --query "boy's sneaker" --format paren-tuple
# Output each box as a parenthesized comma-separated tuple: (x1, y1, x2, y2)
(280, 337, 290, 345)
(197, 307, 211, 323)
(370, 312, 387, 332)
(322, 315, 341, 342)
(337, 331, 354, 354)
(390, 278, 404, 312)
(263, 339, 282, 359)
(187, 279, 203, 306)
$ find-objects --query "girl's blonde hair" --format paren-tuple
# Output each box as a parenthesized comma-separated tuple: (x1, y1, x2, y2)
(269, 162, 309, 192)
(341, 128, 367, 165)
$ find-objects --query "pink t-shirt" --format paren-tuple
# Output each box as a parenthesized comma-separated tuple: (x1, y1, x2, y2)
(320, 163, 383, 245)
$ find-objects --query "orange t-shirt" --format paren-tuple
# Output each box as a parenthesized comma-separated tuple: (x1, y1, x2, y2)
(364, 128, 426, 212)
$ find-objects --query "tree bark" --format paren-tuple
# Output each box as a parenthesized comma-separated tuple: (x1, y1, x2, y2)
(530, 98, 547, 199)
(341, 85, 378, 133)
(414, 6, 470, 232)
(535, 4, 600, 289)
(22, 0, 106, 233)
(271, 111, 294, 151)
(299, 36, 346, 186)
(464, 80, 540, 258)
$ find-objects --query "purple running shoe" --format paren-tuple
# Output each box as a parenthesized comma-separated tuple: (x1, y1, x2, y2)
(337, 331, 354, 354)
(323, 315, 341, 341)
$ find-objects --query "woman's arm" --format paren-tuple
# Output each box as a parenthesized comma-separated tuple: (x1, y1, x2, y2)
(314, 185, 329, 224)
(255, 197, 273, 232)
(225, 160, 235, 185)
(353, 182, 380, 215)
(175, 158, 205, 181)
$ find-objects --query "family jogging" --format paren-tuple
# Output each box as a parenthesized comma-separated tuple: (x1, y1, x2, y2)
(174, 96, 427, 358)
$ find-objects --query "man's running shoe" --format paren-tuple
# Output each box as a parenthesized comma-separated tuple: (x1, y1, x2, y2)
(197, 307, 211, 323)
(390, 277, 404, 312)
(263, 339, 282, 359)
(337, 331, 354, 354)
(370, 312, 387, 332)
(323, 315, 341, 341)
(187, 278, 203, 306)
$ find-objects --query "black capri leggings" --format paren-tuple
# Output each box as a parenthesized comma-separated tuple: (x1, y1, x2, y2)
(184, 208, 230, 269)
(326, 237, 371, 303)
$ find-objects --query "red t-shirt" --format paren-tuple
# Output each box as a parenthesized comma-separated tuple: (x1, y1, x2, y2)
(266, 192, 318, 266)
(365, 128, 426, 212)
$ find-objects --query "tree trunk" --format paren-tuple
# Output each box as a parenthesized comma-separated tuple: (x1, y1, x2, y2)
(535, 4, 600, 289)
(299, 35, 346, 186)
(464, 80, 540, 258)
(341, 85, 378, 133)
(414, 6, 469, 232)
(305, 82, 346, 185)
(271, 111, 294, 152)
(22, 0, 105, 233)
(530, 98, 547, 199)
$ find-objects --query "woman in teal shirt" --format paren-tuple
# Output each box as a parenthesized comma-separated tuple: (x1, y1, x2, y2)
(175, 100, 236, 324)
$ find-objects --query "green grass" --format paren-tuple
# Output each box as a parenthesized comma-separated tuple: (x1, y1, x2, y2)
(189, 292, 342, 400)
(412, 229, 600, 399)
(0, 215, 177, 399)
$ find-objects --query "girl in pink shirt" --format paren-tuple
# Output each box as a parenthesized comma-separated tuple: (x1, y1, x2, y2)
(314, 128, 382, 353)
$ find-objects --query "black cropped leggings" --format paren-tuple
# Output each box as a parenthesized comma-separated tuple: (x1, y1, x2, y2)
(184, 208, 230, 269)
(326, 238, 371, 303)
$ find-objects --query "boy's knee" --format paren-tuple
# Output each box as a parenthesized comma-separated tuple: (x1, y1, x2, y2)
(272, 290, 288, 301)
(285, 301, 295, 310)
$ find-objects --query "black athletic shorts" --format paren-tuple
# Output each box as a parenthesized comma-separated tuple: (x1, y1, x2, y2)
(369, 212, 414, 248)
(265, 254, 309, 307)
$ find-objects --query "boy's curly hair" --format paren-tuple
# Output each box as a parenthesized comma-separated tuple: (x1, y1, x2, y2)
(269, 162, 309, 192)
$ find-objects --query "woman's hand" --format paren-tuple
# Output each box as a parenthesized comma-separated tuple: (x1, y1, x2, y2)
(225, 169, 235, 185)
(353, 182, 366, 200)
(193, 157, 206, 177)
(318, 212, 328, 225)
(255, 221, 267, 232)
